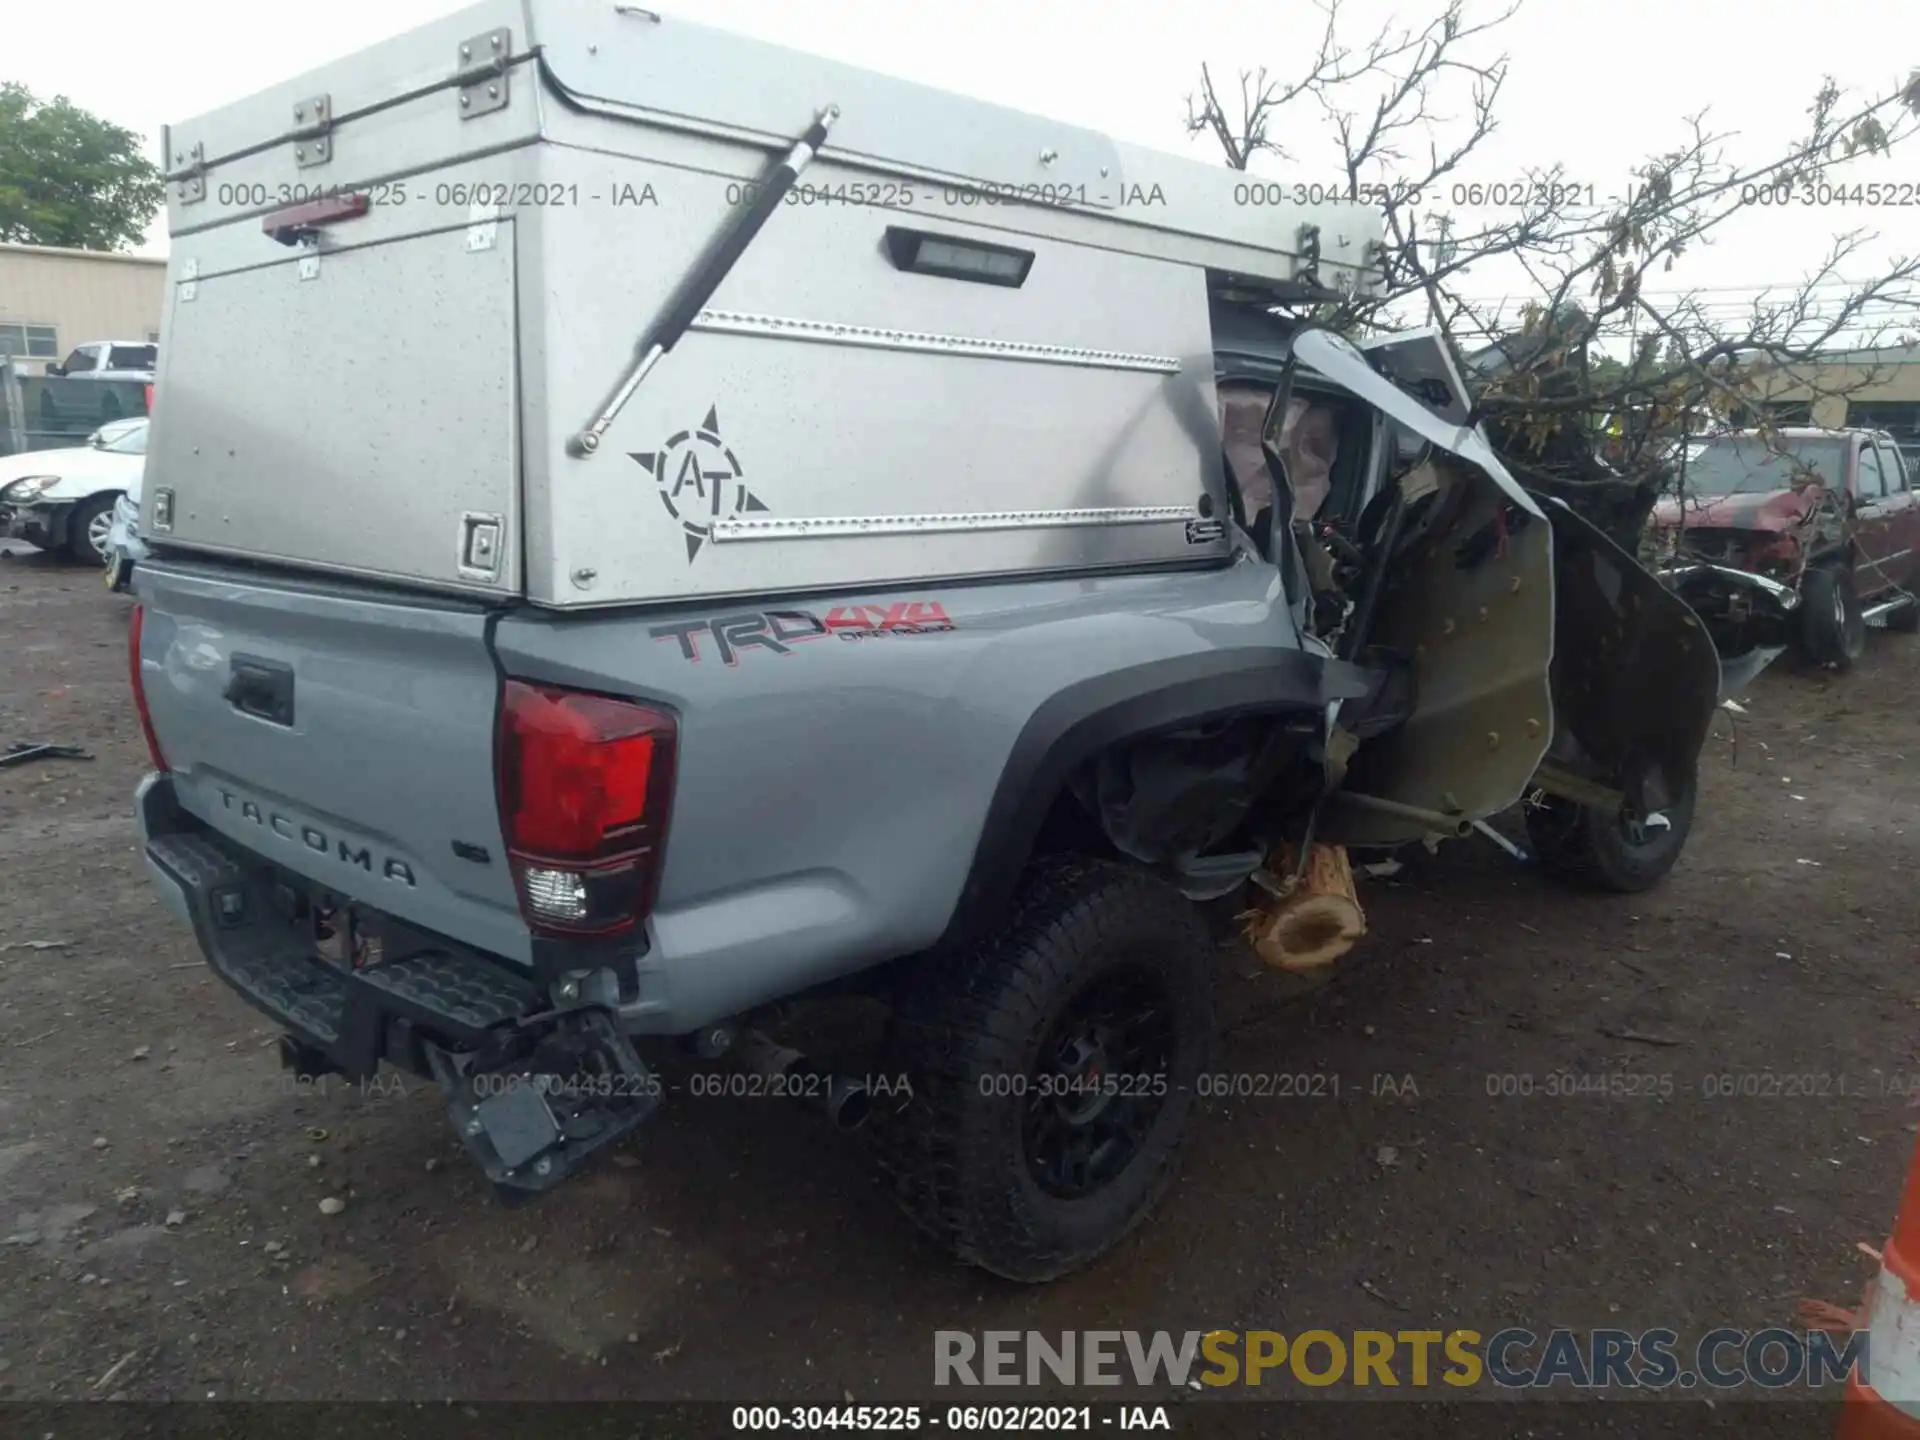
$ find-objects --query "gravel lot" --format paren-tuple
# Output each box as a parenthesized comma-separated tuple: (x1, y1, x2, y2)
(2, 540, 1915, 1432)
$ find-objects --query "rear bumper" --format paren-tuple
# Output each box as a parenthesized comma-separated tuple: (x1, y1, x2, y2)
(136, 773, 660, 1200)
(137, 772, 538, 1079)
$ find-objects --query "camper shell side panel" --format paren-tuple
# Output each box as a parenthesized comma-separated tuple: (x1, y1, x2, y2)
(148, 1, 1384, 604)
(515, 138, 1229, 607)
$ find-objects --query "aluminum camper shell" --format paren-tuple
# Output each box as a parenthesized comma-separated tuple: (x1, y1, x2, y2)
(148, 0, 1384, 607)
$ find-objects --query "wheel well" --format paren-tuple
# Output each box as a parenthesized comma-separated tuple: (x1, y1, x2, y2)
(68, 490, 124, 520)
(65, 491, 123, 546)
(927, 648, 1364, 955)
(1029, 781, 1116, 865)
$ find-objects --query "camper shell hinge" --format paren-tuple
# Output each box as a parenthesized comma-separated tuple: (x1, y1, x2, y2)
(455, 29, 512, 119)
(291, 94, 333, 169)
(169, 142, 208, 206)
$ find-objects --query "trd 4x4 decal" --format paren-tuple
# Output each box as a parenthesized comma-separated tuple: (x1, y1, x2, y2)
(630, 406, 767, 562)
(651, 601, 955, 665)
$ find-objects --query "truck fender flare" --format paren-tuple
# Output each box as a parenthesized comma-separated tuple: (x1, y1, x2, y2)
(933, 647, 1371, 951)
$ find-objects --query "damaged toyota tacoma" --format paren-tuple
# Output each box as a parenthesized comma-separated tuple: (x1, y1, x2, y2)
(129, 0, 1724, 1281)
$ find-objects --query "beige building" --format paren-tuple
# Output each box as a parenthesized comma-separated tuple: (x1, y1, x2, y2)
(0, 243, 167, 373)
(1744, 343, 1920, 453)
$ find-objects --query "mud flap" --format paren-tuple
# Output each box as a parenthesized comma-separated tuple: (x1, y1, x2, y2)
(1537, 499, 1721, 812)
(426, 1009, 660, 1206)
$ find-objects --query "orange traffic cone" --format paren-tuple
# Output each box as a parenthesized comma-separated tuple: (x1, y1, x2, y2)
(1837, 1128, 1920, 1437)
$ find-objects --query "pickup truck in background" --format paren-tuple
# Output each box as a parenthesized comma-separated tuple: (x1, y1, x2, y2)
(1649, 428, 1920, 669)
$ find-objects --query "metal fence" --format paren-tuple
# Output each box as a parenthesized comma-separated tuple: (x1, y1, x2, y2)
(1, 362, 150, 456)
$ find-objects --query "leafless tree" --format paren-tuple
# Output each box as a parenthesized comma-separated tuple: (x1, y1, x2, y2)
(1187, 0, 1920, 513)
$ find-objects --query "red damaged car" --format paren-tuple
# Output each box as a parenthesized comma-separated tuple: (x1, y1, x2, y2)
(1650, 428, 1920, 670)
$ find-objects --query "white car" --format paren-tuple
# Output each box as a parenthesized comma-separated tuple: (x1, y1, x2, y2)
(0, 417, 148, 563)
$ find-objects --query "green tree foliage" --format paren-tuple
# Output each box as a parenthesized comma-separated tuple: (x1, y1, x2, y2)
(0, 83, 164, 251)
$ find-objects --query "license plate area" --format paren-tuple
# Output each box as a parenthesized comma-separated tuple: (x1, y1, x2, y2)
(427, 1009, 659, 1205)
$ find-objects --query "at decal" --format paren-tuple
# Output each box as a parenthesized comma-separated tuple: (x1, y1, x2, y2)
(630, 406, 767, 561)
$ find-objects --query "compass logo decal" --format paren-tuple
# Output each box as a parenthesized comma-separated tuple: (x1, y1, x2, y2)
(630, 406, 768, 562)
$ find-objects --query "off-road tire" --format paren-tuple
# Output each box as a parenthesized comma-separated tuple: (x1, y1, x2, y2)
(1524, 774, 1697, 894)
(1884, 595, 1920, 634)
(874, 858, 1214, 1283)
(66, 495, 117, 564)
(1799, 566, 1867, 669)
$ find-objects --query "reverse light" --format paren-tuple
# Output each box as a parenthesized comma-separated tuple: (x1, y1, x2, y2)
(520, 867, 589, 924)
(128, 603, 169, 772)
(495, 680, 677, 938)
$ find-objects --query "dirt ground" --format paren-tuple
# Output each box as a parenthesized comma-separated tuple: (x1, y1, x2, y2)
(2, 539, 1917, 1425)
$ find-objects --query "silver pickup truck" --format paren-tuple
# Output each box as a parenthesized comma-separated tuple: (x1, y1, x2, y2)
(129, 0, 1720, 1280)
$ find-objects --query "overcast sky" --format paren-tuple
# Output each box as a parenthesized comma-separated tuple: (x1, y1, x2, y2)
(10, 0, 1919, 335)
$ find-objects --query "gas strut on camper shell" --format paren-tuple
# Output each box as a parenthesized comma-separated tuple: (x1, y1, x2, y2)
(568, 104, 842, 458)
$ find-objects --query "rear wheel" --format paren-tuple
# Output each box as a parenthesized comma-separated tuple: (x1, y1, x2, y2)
(875, 858, 1213, 1282)
(1525, 773, 1697, 894)
(1800, 566, 1867, 669)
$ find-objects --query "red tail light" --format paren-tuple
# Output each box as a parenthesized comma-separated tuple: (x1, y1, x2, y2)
(128, 603, 169, 772)
(495, 680, 676, 937)
(144, 383, 154, 414)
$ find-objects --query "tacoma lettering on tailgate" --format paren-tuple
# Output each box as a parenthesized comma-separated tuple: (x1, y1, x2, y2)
(217, 789, 417, 887)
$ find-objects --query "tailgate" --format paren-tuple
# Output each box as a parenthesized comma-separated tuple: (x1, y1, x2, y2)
(136, 559, 529, 964)
(148, 224, 521, 592)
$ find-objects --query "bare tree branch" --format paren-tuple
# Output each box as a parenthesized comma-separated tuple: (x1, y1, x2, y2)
(1186, 3, 1920, 504)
